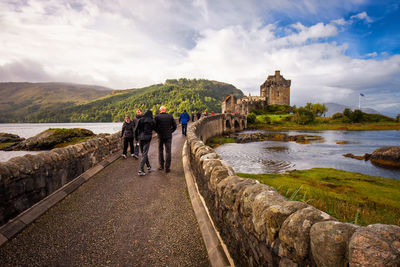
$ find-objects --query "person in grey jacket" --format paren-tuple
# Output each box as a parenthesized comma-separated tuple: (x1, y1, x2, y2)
(136, 110, 155, 176)
(121, 115, 136, 159)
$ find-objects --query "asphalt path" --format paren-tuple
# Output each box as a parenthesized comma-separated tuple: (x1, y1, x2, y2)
(0, 129, 210, 267)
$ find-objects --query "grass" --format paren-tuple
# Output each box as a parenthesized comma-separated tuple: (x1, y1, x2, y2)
(206, 136, 236, 148)
(250, 114, 400, 131)
(237, 168, 400, 226)
(53, 136, 94, 148)
(0, 142, 15, 149)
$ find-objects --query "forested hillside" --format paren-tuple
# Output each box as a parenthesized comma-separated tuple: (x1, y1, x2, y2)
(0, 82, 111, 122)
(21, 79, 243, 122)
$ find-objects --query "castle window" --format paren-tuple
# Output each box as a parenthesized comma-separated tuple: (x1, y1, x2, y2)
(277, 91, 280, 97)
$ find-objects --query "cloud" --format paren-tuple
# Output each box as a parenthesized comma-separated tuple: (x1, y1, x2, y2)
(350, 11, 373, 23)
(365, 52, 378, 57)
(0, 60, 50, 82)
(0, 0, 398, 114)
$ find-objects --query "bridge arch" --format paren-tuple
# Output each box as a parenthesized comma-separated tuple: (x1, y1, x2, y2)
(234, 119, 240, 130)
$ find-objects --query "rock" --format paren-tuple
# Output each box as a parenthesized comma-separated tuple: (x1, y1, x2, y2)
(279, 206, 336, 263)
(279, 257, 298, 267)
(230, 132, 323, 144)
(265, 201, 309, 244)
(370, 146, 400, 168)
(349, 224, 400, 267)
(343, 153, 371, 161)
(310, 221, 359, 267)
(0, 132, 24, 143)
(0, 133, 25, 150)
(13, 128, 95, 150)
(251, 188, 287, 239)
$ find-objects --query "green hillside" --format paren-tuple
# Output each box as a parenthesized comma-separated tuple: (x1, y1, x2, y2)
(0, 82, 111, 122)
(20, 79, 243, 122)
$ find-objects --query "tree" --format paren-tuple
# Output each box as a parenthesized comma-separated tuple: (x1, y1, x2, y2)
(294, 107, 315, 125)
(247, 113, 257, 124)
(351, 109, 364, 123)
(396, 114, 400, 122)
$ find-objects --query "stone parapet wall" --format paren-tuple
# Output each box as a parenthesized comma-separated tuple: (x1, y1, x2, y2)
(186, 114, 400, 266)
(0, 133, 122, 226)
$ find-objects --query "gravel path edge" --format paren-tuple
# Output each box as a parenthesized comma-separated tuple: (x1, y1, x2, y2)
(0, 151, 122, 247)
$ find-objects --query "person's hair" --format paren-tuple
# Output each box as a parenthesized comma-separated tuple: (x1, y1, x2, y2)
(183, 110, 186, 112)
(136, 109, 141, 112)
(125, 115, 130, 119)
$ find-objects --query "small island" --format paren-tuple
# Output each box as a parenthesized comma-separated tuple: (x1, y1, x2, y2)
(0, 128, 96, 151)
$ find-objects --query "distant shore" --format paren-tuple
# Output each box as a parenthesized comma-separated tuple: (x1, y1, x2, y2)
(249, 122, 400, 131)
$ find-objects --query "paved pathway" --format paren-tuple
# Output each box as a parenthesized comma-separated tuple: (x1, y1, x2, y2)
(0, 130, 210, 266)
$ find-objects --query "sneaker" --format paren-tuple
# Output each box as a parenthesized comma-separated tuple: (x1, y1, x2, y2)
(133, 154, 139, 159)
(147, 166, 152, 172)
(138, 170, 146, 176)
(158, 166, 164, 170)
(165, 168, 171, 173)
(122, 154, 127, 159)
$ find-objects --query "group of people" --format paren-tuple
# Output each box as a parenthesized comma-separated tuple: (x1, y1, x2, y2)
(120, 106, 177, 176)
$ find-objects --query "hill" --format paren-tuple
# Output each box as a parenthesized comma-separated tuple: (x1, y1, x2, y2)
(324, 102, 381, 117)
(17, 79, 243, 122)
(0, 82, 111, 122)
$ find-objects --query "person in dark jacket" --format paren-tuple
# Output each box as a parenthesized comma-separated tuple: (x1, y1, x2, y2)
(133, 109, 143, 158)
(136, 110, 155, 176)
(179, 110, 190, 136)
(154, 106, 177, 173)
(196, 111, 201, 120)
(121, 115, 135, 159)
(191, 111, 195, 122)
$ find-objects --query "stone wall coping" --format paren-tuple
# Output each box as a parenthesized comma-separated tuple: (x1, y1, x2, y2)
(182, 141, 234, 267)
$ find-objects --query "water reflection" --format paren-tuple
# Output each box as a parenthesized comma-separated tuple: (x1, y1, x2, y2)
(215, 130, 400, 180)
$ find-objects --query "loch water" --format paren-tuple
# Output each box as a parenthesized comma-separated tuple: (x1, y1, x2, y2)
(0, 123, 121, 162)
(215, 130, 400, 180)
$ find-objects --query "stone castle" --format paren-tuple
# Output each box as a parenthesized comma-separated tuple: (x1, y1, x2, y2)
(222, 70, 291, 114)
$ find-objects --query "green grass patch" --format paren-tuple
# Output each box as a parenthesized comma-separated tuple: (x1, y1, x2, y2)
(53, 136, 94, 148)
(206, 136, 236, 148)
(237, 168, 400, 226)
(0, 142, 15, 149)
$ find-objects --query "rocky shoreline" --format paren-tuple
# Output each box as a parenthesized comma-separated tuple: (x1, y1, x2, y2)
(230, 132, 323, 144)
(344, 146, 400, 169)
(0, 128, 95, 151)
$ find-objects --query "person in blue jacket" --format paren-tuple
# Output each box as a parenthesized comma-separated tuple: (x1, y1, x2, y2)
(179, 110, 190, 136)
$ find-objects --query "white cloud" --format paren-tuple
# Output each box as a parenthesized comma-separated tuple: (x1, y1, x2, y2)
(365, 52, 378, 57)
(350, 11, 373, 23)
(0, 0, 398, 113)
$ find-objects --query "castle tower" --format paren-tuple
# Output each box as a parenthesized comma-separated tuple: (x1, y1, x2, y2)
(260, 70, 291, 105)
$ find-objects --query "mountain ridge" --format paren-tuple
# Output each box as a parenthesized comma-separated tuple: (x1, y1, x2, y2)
(324, 102, 381, 117)
(1, 79, 243, 122)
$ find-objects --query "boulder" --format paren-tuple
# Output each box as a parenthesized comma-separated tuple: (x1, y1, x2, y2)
(349, 224, 400, 267)
(13, 128, 95, 150)
(265, 201, 309, 244)
(0, 132, 24, 143)
(310, 221, 359, 267)
(279, 206, 336, 263)
(370, 146, 400, 168)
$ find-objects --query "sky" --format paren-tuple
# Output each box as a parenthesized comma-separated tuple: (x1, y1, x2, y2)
(0, 0, 399, 116)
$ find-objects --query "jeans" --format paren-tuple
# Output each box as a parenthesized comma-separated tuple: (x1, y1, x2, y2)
(158, 137, 172, 169)
(123, 137, 134, 155)
(139, 140, 151, 171)
(181, 123, 188, 136)
(134, 139, 140, 156)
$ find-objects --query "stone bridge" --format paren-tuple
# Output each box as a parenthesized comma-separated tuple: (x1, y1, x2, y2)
(0, 113, 399, 267)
